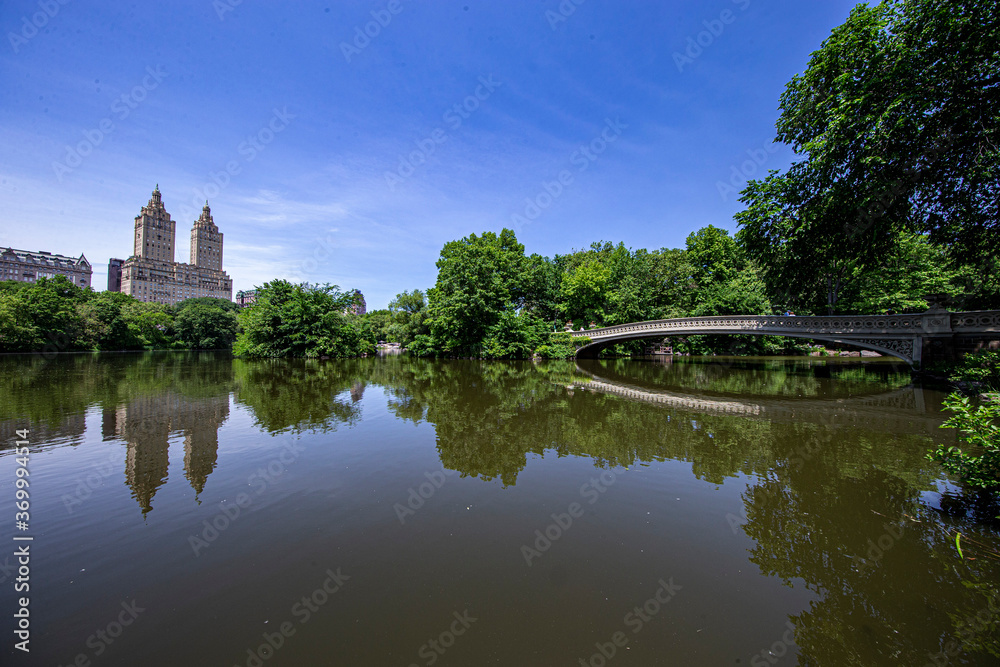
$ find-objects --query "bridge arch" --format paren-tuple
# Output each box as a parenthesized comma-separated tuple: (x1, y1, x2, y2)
(575, 331, 912, 363)
(568, 311, 1000, 366)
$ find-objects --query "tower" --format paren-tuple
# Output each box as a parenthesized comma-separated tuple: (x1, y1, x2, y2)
(190, 201, 223, 271)
(133, 185, 176, 263)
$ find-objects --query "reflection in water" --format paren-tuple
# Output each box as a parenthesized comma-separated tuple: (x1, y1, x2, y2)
(102, 393, 230, 512)
(1, 352, 998, 664)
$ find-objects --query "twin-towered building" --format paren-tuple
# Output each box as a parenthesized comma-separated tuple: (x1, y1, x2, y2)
(118, 186, 233, 304)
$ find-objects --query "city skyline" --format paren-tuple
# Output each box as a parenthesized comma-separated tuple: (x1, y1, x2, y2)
(1, 1, 861, 308)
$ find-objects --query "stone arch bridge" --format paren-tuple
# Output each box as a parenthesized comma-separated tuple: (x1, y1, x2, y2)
(569, 310, 1000, 365)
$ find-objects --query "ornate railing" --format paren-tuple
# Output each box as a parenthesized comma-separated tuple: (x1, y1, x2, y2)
(566, 310, 1000, 365)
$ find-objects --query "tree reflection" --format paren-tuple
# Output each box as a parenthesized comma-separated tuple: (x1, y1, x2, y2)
(2, 352, 997, 663)
(231, 357, 368, 433)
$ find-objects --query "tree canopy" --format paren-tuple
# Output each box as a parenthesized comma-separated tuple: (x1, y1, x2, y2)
(233, 280, 371, 359)
(737, 0, 999, 313)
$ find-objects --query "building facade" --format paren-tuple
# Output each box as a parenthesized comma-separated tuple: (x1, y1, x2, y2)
(0, 248, 92, 287)
(107, 258, 123, 292)
(235, 289, 257, 308)
(119, 186, 233, 305)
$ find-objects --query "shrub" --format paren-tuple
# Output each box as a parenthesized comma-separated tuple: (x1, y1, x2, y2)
(927, 393, 1000, 493)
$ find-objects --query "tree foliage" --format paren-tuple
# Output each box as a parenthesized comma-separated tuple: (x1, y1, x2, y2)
(175, 302, 240, 350)
(425, 229, 531, 354)
(928, 393, 1000, 493)
(737, 0, 1000, 312)
(0, 276, 239, 353)
(233, 280, 371, 359)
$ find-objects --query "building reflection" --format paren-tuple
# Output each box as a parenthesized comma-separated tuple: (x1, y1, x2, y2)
(104, 393, 229, 514)
(0, 413, 87, 449)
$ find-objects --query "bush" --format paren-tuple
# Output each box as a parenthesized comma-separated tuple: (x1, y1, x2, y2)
(174, 303, 239, 350)
(927, 393, 1000, 494)
(406, 334, 438, 357)
(482, 310, 547, 359)
(535, 332, 590, 359)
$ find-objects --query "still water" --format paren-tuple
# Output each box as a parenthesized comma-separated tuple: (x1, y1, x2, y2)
(1, 352, 998, 666)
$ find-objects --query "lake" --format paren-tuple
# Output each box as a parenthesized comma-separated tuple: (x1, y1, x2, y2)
(1, 352, 998, 666)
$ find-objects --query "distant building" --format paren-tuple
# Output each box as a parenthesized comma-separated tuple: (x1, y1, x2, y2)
(0, 247, 92, 287)
(108, 258, 124, 292)
(235, 289, 257, 308)
(119, 186, 233, 305)
(348, 289, 366, 315)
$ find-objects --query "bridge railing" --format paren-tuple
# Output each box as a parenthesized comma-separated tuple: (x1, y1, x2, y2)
(568, 310, 1000, 340)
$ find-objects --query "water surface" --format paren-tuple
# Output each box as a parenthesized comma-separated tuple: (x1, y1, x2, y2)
(1, 352, 998, 666)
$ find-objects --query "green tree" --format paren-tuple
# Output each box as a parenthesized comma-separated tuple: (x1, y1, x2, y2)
(426, 229, 530, 354)
(685, 225, 741, 285)
(0, 289, 37, 351)
(233, 280, 371, 358)
(559, 259, 609, 326)
(386, 289, 430, 346)
(388, 289, 426, 315)
(361, 309, 394, 344)
(736, 172, 869, 314)
(522, 254, 562, 323)
(121, 301, 174, 349)
(175, 303, 240, 349)
(16, 275, 89, 350)
(647, 248, 698, 317)
(742, 0, 1000, 284)
(843, 232, 966, 313)
(77, 290, 144, 350)
(482, 309, 547, 359)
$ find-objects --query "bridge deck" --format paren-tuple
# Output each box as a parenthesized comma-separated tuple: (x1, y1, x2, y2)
(566, 311, 1000, 365)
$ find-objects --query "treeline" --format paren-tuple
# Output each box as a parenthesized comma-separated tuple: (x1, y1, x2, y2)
(362, 222, 995, 359)
(0, 276, 240, 353)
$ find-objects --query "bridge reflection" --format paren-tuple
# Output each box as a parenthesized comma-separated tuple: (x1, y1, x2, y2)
(569, 360, 944, 435)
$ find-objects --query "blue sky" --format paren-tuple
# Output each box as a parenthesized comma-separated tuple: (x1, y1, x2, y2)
(0, 0, 860, 309)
